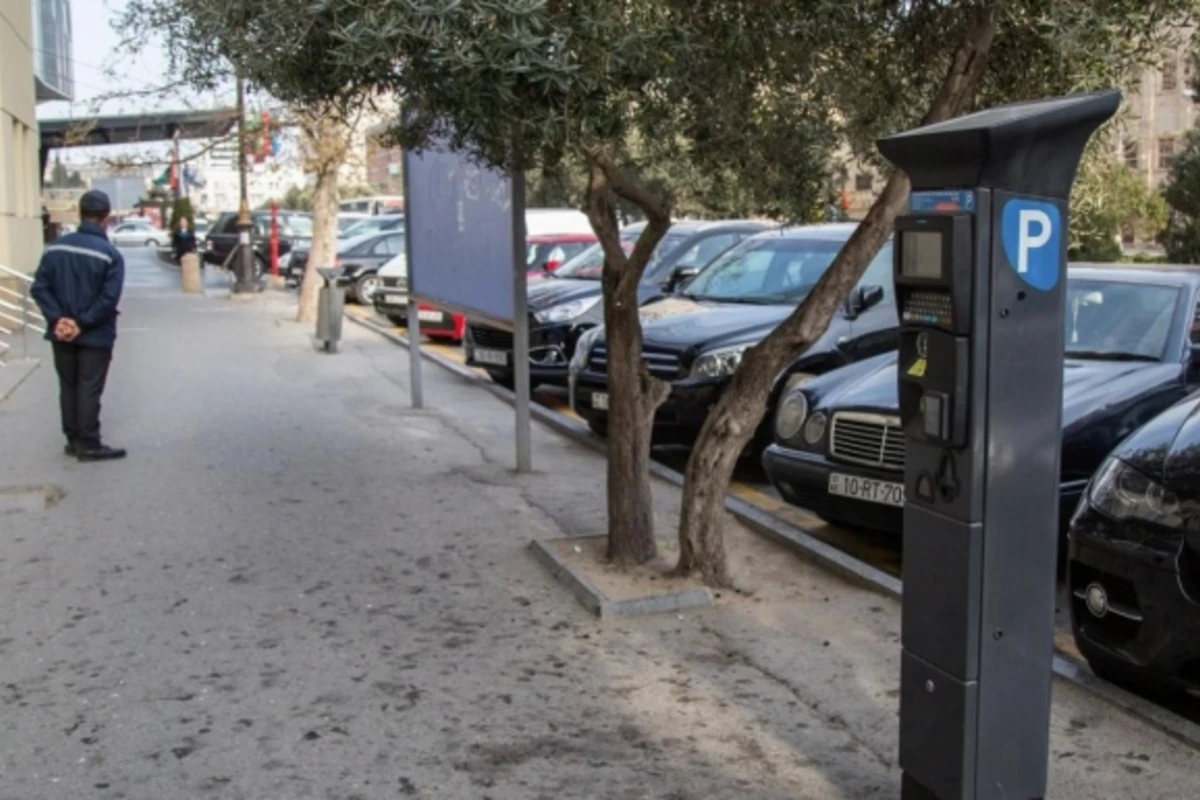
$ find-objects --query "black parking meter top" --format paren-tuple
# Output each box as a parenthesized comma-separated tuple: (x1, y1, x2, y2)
(877, 90, 1121, 199)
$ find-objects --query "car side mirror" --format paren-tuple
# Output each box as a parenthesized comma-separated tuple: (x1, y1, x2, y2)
(844, 284, 885, 319)
(663, 265, 700, 293)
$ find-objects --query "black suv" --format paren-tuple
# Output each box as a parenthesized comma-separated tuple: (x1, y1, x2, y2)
(464, 219, 771, 389)
(202, 211, 312, 273)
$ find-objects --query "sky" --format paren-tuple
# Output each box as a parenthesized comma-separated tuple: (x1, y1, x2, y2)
(39, 0, 243, 166)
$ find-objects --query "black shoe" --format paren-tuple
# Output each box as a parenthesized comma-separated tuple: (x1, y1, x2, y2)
(77, 444, 127, 462)
(64, 441, 80, 456)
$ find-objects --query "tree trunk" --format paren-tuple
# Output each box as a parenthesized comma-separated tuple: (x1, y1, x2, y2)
(298, 167, 339, 323)
(675, 4, 1002, 587)
(583, 156, 672, 566)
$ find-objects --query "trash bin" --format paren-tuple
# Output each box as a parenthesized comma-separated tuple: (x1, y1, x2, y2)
(315, 267, 344, 353)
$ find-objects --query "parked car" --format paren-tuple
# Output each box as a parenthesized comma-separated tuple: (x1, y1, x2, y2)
(327, 230, 407, 304)
(571, 224, 896, 444)
(762, 265, 1200, 539)
(1068, 388, 1200, 693)
(110, 220, 168, 247)
(464, 219, 771, 389)
(371, 230, 598, 327)
(202, 210, 309, 274)
(193, 218, 210, 247)
(287, 214, 407, 286)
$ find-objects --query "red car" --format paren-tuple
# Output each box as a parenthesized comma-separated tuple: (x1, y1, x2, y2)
(417, 232, 598, 343)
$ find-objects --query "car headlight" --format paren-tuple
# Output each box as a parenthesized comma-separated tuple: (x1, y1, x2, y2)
(775, 391, 809, 441)
(1089, 457, 1184, 528)
(803, 411, 828, 445)
(569, 325, 603, 374)
(534, 297, 600, 324)
(690, 344, 752, 379)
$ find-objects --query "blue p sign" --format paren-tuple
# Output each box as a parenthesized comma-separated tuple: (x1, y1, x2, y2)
(1001, 198, 1062, 291)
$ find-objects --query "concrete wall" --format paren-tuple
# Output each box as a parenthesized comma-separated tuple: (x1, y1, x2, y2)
(0, 0, 42, 275)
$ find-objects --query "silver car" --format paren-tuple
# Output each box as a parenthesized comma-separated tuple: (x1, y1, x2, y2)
(110, 221, 168, 247)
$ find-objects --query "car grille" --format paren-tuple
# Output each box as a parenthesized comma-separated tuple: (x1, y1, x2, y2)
(587, 345, 682, 379)
(829, 412, 905, 471)
(469, 324, 514, 350)
(380, 276, 408, 290)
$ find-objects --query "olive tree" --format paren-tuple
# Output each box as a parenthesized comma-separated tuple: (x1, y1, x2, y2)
(162, 0, 840, 567)
(674, 0, 1196, 586)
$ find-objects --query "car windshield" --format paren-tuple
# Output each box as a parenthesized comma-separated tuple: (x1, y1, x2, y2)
(553, 232, 690, 280)
(340, 216, 403, 239)
(684, 237, 872, 304)
(1065, 279, 1180, 361)
(284, 216, 313, 237)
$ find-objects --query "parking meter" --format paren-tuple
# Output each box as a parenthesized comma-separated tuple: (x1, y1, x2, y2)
(877, 91, 1119, 800)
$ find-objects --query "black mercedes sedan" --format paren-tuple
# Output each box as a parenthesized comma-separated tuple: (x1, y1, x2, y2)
(571, 224, 898, 446)
(1068, 390, 1200, 693)
(763, 265, 1200, 537)
(463, 219, 769, 389)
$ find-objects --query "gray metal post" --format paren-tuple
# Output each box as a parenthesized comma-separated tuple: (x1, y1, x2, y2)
(406, 300, 424, 409)
(877, 91, 1119, 800)
(511, 172, 532, 473)
(400, 147, 423, 410)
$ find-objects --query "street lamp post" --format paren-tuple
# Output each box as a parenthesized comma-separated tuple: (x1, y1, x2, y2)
(233, 66, 259, 293)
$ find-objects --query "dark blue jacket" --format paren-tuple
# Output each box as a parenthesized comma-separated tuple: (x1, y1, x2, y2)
(31, 221, 125, 349)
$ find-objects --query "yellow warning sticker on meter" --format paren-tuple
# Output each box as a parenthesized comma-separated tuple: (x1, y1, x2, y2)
(907, 357, 927, 377)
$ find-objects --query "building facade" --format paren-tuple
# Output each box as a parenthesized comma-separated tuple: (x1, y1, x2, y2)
(1, 0, 69, 272)
(190, 137, 306, 216)
(364, 121, 403, 195)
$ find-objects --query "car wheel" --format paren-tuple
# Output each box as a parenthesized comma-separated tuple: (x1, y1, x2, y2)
(387, 313, 408, 327)
(354, 274, 380, 305)
(145, 238, 158, 247)
(588, 417, 608, 438)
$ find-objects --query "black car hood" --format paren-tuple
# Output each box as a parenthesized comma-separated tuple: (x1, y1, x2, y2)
(591, 296, 798, 355)
(1113, 394, 1200, 494)
(815, 351, 1177, 432)
(527, 277, 603, 311)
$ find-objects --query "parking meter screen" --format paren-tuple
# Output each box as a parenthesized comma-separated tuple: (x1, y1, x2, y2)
(900, 231, 943, 279)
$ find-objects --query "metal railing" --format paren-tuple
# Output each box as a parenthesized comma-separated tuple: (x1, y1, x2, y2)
(0, 265, 47, 364)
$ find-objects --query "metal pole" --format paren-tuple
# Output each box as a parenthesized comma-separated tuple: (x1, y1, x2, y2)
(401, 147, 423, 409)
(406, 300, 424, 409)
(233, 66, 257, 293)
(269, 200, 279, 277)
(511, 171, 532, 473)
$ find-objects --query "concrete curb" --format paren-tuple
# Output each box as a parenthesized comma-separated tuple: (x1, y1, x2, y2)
(528, 539, 713, 618)
(346, 310, 1200, 751)
(0, 358, 40, 403)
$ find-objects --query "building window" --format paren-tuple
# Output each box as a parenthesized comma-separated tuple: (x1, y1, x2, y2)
(854, 173, 873, 191)
(1162, 59, 1178, 92)
(1123, 139, 1139, 169)
(1158, 136, 1176, 169)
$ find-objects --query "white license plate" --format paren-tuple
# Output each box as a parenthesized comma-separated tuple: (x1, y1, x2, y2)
(592, 392, 609, 411)
(417, 309, 443, 322)
(382, 293, 406, 305)
(474, 348, 508, 366)
(828, 472, 905, 507)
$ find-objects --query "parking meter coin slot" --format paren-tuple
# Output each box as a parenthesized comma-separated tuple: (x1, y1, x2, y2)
(898, 330, 968, 448)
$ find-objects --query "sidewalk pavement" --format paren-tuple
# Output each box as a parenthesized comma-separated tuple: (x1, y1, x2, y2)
(0, 257, 1197, 799)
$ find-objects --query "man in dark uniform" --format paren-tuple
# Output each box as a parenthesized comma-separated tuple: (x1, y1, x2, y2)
(31, 190, 127, 462)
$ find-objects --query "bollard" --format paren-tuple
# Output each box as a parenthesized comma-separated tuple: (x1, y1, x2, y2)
(314, 267, 344, 353)
(180, 253, 203, 293)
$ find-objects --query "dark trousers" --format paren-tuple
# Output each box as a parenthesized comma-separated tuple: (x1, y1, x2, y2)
(52, 342, 113, 448)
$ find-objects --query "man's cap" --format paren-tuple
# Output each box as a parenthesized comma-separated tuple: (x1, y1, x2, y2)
(79, 190, 112, 217)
